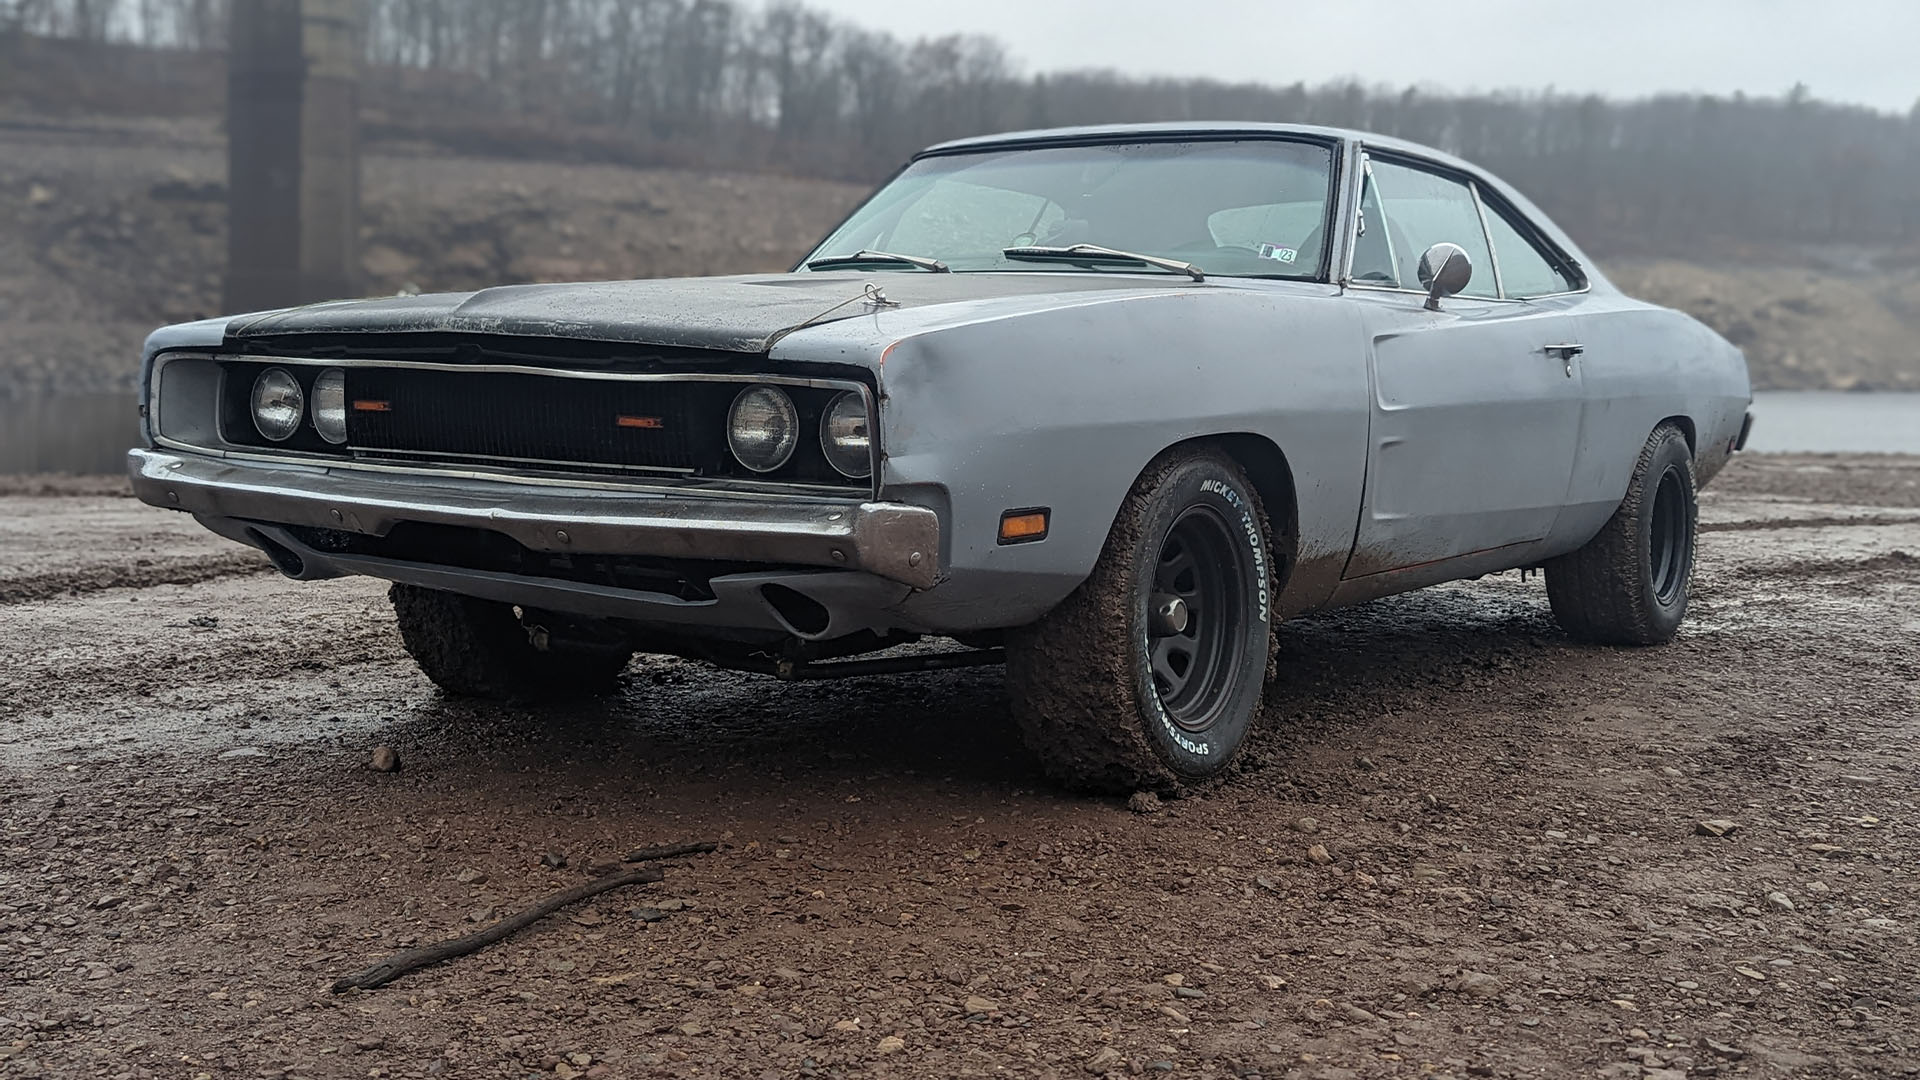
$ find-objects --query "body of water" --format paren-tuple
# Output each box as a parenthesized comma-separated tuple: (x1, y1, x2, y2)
(0, 389, 1915, 475)
(1747, 391, 1920, 455)
(0, 393, 139, 475)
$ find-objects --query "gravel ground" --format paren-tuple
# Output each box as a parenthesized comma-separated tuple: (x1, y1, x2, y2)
(1, 454, 1917, 1079)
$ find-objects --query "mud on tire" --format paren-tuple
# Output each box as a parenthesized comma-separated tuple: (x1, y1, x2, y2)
(389, 583, 632, 701)
(1544, 422, 1698, 645)
(1006, 448, 1275, 793)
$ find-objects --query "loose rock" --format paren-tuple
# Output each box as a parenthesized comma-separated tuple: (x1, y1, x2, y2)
(1307, 844, 1333, 865)
(876, 1035, 905, 1055)
(1766, 891, 1796, 912)
(1126, 791, 1162, 815)
(369, 746, 401, 773)
(1696, 819, 1738, 837)
(1452, 971, 1503, 999)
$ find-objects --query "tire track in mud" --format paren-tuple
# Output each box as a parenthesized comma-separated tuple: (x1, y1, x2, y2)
(1, 620, 406, 721)
(0, 551, 273, 604)
(1724, 548, 1918, 582)
(0, 576, 403, 721)
(1702, 513, 1920, 533)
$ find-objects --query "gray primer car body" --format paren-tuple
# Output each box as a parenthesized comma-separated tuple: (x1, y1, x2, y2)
(128, 123, 1750, 644)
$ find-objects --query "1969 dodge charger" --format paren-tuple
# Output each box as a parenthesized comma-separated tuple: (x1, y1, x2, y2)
(130, 122, 1752, 791)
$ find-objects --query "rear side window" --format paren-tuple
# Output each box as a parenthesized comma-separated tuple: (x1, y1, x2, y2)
(1362, 159, 1498, 299)
(1482, 201, 1575, 297)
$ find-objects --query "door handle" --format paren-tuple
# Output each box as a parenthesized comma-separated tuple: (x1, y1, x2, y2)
(1543, 342, 1584, 377)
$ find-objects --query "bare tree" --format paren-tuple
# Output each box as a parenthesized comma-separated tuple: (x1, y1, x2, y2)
(14, 0, 1920, 256)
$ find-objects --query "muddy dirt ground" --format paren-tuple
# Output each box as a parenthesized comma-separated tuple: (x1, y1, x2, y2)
(2, 454, 1918, 1079)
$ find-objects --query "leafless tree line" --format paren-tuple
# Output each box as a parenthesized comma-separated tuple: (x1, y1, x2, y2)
(7, 0, 1920, 253)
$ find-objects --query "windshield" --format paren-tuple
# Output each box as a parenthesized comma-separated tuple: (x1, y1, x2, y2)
(801, 139, 1337, 280)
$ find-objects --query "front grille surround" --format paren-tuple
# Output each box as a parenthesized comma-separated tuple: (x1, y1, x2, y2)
(170, 352, 875, 493)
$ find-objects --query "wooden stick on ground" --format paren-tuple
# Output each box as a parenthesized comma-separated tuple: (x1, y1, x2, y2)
(332, 864, 672, 993)
(624, 840, 718, 863)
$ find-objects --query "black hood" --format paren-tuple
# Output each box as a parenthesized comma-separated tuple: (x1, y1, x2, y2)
(224, 272, 1185, 353)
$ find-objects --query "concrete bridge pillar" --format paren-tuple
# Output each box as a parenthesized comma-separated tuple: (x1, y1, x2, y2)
(225, 0, 361, 312)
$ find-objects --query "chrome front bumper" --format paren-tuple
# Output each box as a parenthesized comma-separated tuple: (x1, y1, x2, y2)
(127, 448, 942, 589)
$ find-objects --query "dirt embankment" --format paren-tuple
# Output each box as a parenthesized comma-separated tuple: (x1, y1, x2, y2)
(1, 453, 1917, 1078)
(0, 118, 868, 399)
(3, 116, 1917, 398)
(1608, 257, 1920, 392)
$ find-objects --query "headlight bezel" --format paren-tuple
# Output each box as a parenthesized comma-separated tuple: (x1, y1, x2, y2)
(818, 390, 873, 480)
(725, 384, 802, 474)
(248, 366, 305, 443)
(310, 367, 349, 445)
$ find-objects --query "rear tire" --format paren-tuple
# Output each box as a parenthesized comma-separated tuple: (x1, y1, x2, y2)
(389, 584, 632, 700)
(1544, 423, 1697, 645)
(1006, 449, 1274, 792)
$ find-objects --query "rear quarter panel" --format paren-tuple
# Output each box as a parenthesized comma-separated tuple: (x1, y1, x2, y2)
(1552, 292, 1751, 549)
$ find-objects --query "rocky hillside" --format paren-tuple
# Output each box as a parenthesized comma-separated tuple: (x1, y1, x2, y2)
(3, 117, 1915, 398)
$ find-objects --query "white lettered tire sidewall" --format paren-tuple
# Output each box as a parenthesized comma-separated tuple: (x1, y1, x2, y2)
(1127, 459, 1271, 778)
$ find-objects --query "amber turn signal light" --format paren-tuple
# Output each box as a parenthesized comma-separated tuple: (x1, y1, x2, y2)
(998, 508, 1049, 545)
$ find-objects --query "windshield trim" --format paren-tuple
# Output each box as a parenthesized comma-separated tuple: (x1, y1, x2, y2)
(792, 132, 1345, 285)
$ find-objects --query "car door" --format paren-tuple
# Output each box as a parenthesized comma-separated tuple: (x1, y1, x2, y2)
(1341, 153, 1588, 579)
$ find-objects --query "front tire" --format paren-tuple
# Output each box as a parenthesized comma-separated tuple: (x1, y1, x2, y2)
(1544, 423, 1697, 645)
(1007, 449, 1274, 792)
(389, 584, 632, 700)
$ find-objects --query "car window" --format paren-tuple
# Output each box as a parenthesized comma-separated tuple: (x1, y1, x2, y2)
(1349, 168, 1399, 286)
(1482, 199, 1575, 298)
(1361, 158, 1498, 299)
(1206, 202, 1327, 271)
(804, 139, 1336, 279)
(889, 181, 1065, 260)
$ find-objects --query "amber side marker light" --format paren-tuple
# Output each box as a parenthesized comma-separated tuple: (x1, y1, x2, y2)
(998, 508, 1050, 545)
(351, 400, 391, 413)
(616, 415, 665, 430)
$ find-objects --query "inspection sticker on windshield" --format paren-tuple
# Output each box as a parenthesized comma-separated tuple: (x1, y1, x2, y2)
(1256, 243, 1298, 264)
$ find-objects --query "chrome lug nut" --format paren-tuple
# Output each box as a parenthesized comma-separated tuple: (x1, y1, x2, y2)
(1149, 593, 1190, 637)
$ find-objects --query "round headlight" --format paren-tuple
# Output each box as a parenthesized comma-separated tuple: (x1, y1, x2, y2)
(726, 385, 799, 473)
(311, 368, 348, 445)
(819, 391, 871, 479)
(250, 367, 304, 442)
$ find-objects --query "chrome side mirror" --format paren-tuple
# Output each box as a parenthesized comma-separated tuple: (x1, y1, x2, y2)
(1417, 242, 1472, 311)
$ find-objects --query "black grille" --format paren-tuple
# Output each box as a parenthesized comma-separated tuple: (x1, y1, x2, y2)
(344, 368, 722, 474)
(214, 356, 869, 487)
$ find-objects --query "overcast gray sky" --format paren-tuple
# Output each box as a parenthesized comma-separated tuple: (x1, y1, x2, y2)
(803, 0, 1919, 115)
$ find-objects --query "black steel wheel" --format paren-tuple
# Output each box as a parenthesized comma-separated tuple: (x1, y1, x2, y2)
(1545, 422, 1698, 645)
(1648, 464, 1691, 606)
(1007, 447, 1275, 792)
(1147, 505, 1251, 734)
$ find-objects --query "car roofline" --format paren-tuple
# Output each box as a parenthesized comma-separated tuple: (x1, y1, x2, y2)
(911, 121, 1611, 295)
(918, 121, 1448, 168)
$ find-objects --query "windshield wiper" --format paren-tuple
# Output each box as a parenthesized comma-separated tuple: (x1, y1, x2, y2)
(805, 250, 950, 273)
(1001, 244, 1205, 282)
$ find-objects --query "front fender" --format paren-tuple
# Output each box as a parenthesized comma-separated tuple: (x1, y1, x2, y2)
(868, 284, 1372, 631)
